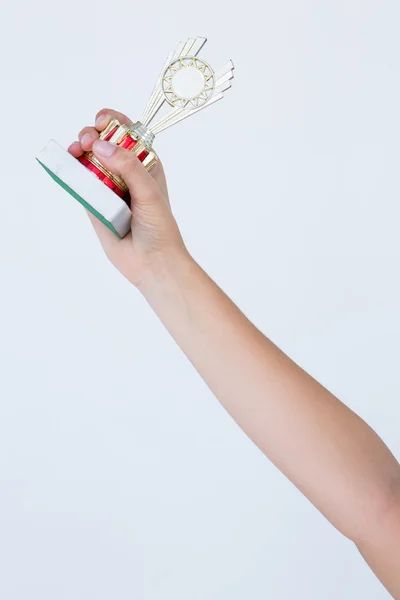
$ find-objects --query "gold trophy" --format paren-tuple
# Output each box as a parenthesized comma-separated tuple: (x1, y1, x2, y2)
(37, 37, 234, 238)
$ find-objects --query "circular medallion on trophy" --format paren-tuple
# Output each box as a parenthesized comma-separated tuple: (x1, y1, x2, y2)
(162, 57, 215, 108)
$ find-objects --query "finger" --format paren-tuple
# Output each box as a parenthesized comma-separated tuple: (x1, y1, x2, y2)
(68, 141, 83, 157)
(92, 139, 161, 207)
(149, 160, 170, 204)
(95, 108, 132, 131)
(78, 126, 100, 151)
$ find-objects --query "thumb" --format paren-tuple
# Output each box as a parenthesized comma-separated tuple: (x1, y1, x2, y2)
(92, 139, 160, 206)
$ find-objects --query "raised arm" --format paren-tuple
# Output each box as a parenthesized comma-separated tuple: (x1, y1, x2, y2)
(142, 252, 400, 597)
(69, 110, 400, 598)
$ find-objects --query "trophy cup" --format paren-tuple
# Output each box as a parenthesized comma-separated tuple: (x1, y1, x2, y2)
(36, 37, 234, 238)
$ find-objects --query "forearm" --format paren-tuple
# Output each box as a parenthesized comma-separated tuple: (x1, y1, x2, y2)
(140, 251, 400, 536)
(140, 250, 400, 595)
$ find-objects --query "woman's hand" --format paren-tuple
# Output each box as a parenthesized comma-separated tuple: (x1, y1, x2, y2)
(68, 108, 187, 289)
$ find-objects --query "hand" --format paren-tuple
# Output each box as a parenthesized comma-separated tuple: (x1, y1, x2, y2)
(68, 108, 187, 289)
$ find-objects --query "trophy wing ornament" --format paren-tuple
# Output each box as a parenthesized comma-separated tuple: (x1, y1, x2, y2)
(36, 37, 234, 238)
(142, 37, 234, 133)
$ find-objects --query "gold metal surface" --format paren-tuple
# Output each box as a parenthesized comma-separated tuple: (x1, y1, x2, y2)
(99, 118, 121, 140)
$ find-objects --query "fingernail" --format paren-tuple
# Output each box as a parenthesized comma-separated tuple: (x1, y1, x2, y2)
(81, 133, 94, 146)
(93, 139, 116, 157)
(96, 113, 110, 129)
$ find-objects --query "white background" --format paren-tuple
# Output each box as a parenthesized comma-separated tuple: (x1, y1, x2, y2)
(1, 1, 400, 598)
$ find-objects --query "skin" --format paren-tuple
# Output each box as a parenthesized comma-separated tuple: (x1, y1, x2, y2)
(68, 109, 400, 598)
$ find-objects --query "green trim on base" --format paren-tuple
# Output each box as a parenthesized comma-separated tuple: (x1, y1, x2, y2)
(37, 159, 122, 238)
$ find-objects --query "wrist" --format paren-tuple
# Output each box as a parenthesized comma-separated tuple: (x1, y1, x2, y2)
(137, 244, 195, 299)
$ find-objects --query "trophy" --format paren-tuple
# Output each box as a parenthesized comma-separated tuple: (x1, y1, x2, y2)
(36, 37, 234, 238)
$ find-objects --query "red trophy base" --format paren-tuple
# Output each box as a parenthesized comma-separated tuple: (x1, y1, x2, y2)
(77, 118, 158, 206)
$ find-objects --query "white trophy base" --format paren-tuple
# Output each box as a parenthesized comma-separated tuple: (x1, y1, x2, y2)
(36, 140, 132, 238)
